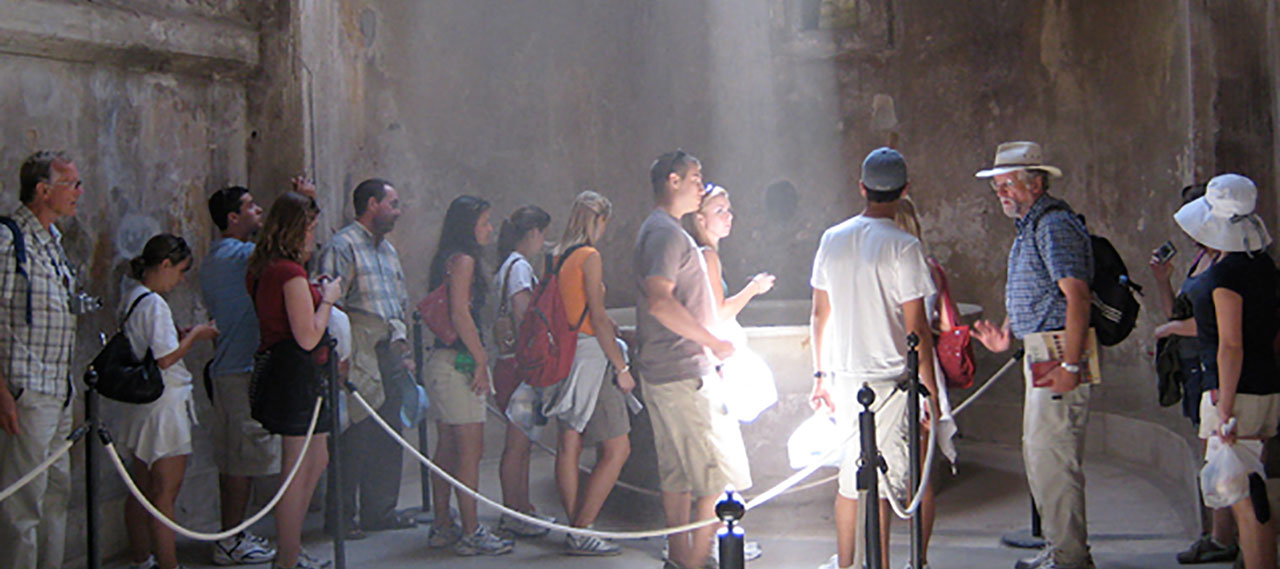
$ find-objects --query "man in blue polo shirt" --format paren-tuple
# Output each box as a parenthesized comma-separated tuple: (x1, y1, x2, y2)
(972, 142, 1095, 569)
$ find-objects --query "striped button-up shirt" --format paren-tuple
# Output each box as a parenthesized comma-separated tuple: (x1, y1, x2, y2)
(0, 206, 78, 400)
(317, 222, 408, 343)
(1006, 195, 1093, 339)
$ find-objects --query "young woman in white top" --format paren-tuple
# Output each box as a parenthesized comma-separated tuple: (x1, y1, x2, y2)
(682, 183, 772, 562)
(118, 234, 219, 569)
(491, 205, 554, 538)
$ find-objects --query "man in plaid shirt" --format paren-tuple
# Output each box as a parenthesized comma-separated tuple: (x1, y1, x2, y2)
(972, 142, 1095, 569)
(317, 178, 415, 536)
(0, 151, 86, 569)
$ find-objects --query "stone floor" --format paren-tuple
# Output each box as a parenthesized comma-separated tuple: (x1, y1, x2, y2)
(100, 422, 1228, 569)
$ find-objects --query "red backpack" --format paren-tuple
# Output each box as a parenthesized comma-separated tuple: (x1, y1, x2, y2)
(515, 244, 590, 388)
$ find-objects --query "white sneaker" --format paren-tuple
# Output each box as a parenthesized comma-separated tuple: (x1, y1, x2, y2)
(427, 522, 463, 548)
(819, 553, 841, 569)
(213, 531, 277, 565)
(497, 511, 553, 538)
(1014, 548, 1053, 569)
(565, 531, 622, 556)
(126, 555, 158, 569)
(453, 524, 514, 556)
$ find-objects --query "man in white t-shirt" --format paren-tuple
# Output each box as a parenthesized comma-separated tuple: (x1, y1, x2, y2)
(809, 147, 941, 569)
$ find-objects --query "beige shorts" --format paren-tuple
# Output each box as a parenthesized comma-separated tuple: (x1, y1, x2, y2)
(211, 372, 281, 477)
(1198, 391, 1280, 440)
(834, 379, 910, 502)
(423, 349, 487, 425)
(642, 375, 751, 496)
(558, 379, 631, 447)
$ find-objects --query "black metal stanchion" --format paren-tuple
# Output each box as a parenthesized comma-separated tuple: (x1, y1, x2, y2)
(412, 312, 433, 524)
(83, 367, 101, 569)
(716, 489, 746, 569)
(1001, 495, 1046, 549)
(325, 338, 346, 569)
(857, 383, 885, 569)
(904, 333, 924, 569)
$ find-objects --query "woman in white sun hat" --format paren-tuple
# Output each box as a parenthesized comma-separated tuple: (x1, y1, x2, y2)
(1175, 173, 1278, 569)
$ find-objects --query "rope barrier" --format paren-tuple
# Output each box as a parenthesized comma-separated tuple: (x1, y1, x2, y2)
(951, 350, 1023, 416)
(101, 397, 324, 542)
(382, 354, 1022, 538)
(353, 389, 854, 540)
(0, 429, 83, 503)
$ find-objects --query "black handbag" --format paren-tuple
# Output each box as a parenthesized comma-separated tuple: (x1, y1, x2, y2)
(88, 292, 163, 404)
(249, 335, 332, 436)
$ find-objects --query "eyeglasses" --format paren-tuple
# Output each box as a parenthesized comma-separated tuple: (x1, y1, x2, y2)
(989, 178, 1018, 192)
(45, 178, 82, 190)
(665, 149, 689, 177)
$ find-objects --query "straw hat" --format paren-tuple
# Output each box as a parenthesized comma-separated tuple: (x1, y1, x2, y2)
(974, 141, 1063, 178)
(1174, 173, 1272, 252)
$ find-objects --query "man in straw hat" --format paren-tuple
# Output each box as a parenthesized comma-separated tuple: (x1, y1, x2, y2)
(971, 141, 1096, 569)
(1174, 173, 1277, 569)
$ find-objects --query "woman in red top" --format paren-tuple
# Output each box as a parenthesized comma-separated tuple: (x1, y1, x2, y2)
(246, 192, 341, 569)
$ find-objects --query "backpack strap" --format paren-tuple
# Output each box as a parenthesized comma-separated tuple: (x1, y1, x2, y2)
(496, 255, 519, 316)
(0, 217, 31, 325)
(555, 243, 592, 331)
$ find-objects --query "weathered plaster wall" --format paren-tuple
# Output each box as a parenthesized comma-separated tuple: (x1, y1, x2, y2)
(0, 1, 264, 565)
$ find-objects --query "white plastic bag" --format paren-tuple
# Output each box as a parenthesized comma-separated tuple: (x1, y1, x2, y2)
(1201, 436, 1264, 508)
(714, 319, 778, 422)
(787, 413, 844, 469)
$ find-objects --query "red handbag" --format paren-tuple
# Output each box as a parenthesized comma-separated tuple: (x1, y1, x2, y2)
(417, 283, 458, 345)
(931, 259, 975, 390)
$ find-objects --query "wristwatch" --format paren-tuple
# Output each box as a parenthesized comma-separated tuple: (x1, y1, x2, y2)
(1059, 361, 1081, 374)
(813, 371, 830, 379)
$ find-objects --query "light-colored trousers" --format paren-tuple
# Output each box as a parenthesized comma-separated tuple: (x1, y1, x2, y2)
(1022, 359, 1092, 566)
(0, 390, 73, 569)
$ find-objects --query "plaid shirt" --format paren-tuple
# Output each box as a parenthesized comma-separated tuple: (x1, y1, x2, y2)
(317, 222, 408, 342)
(0, 206, 78, 400)
(1006, 195, 1093, 339)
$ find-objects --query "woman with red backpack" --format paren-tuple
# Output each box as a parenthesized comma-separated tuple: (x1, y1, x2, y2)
(542, 190, 634, 556)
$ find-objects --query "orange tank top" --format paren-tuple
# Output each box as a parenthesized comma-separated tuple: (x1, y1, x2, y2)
(558, 246, 600, 337)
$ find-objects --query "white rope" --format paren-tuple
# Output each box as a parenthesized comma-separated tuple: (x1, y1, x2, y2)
(951, 353, 1022, 416)
(354, 390, 850, 540)
(886, 407, 938, 519)
(103, 397, 324, 542)
(0, 439, 77, 503)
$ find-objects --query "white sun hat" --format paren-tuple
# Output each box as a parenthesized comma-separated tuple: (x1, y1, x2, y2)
(1174, 173, 1272, 253)
(975, 141, 1063, 178)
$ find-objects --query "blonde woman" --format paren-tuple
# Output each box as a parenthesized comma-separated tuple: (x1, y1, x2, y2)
(683, 184, 774, 320)
(543, 190, 633, 556)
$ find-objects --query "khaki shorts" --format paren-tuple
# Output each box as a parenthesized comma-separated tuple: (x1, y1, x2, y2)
(211, 372, 281, 477)
(834, 379, 910, 502)
(558, 379, 631, 447)
(423, 349, 487, 425)
(642, 375, 751, 496)
(1199, 391, 1280, 440)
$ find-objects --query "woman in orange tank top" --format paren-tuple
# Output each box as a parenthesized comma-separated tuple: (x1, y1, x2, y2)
(545, 190, 634, 556)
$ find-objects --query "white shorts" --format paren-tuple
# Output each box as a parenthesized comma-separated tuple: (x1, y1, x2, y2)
(834, 379, 910, 502)
(1198, 391, 1280, 440)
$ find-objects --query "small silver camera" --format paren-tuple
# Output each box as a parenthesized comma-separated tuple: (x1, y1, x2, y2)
(68, 291, 103, 315)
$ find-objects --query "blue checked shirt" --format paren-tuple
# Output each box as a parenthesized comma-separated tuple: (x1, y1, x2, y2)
(200, 238, 259, 377)
(1006, 195, 1093, 339)
(317, 222, 409, 343)
(0, 206, 78, 400)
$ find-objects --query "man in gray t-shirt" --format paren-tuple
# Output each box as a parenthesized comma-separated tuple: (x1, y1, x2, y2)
(634, 150, 741, 569)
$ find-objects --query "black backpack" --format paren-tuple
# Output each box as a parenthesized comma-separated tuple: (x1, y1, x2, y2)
(1039, 205, 1141, 347)
(0, 217, 32, 325)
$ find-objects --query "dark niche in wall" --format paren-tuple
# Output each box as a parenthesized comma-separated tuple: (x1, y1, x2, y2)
(765, 179, 799, 223)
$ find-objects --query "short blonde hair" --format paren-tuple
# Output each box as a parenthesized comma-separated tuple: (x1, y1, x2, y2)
(556, 190, 613, 255)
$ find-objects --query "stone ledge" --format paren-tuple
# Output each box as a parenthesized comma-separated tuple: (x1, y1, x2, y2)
(0, 0, 258, 77)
